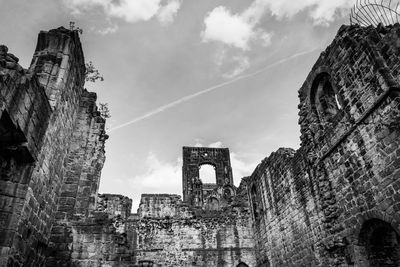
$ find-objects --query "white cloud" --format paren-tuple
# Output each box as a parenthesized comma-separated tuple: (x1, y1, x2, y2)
(97, 24, 119, 35)
(308, 0, 353, 26)
(130, 153, 182, 193)
(262, 0, 353, 24)
(222, 55, 250, 79)
(202, 6, 258, 50)
(129, 153, 182, 210)
(194, 139, 204, 147)
(208, 141, 223, 148)
(107, 0, 161, 22)
(214, 48, 227, 68)
(63, 0, 108, 14)
(63, 0, 181, 26)
(258, 30, 272, 47)
(157, 0, 181, 26)
(214, 49, 251, 78)
(231, 152, 257, 184)
(202, 0, 352, 49)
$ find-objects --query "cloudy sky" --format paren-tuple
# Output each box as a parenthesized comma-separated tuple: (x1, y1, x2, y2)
(0, 0, 355, 210)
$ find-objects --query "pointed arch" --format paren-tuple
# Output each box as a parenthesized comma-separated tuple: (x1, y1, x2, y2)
(310, 72, 343, 123)
(358, 218, 400, 266)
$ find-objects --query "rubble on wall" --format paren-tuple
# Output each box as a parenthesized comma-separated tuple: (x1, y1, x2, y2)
(97, 194, 133, 219)
(56, 191, 256, 267)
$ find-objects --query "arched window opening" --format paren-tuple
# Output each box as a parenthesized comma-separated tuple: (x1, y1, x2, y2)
(311, 73, 342, 123)
(199, 164, 216, 184)
(223, 187, 233, 200)
(359, 219, 400, 266)
(205, 197, 219, 211)
(250, 185, 259, 221)
(237, 262, 249, 267)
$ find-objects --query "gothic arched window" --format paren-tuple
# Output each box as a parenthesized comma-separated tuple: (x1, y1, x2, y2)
(250, 185, 259, 221)
(311, 73, 342, 123)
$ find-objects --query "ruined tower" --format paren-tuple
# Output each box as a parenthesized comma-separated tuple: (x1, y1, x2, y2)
(182, 146, 235, 209)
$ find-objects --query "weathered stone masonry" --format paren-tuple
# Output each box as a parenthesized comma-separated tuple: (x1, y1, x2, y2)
(247, 24, 400, 267)
(55, 148, 256, 266)
(0, 27, 256, 267)
(2, 22, 400, 267)
(0, 27, 107, 266)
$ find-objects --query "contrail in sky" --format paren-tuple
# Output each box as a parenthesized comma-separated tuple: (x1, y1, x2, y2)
(109, 48, 321, 132)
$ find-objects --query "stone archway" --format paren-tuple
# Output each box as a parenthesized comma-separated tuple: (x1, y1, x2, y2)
(358, 218, 400, 267)
(236, 262, 249, 267)
(309, 72, 342, 123)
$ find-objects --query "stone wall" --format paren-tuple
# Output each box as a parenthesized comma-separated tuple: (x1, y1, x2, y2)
(247, 24, 400, 267)
(53, 209, 132, 267)
(0, 25, 255, 267)
(131, 191, 255, 266)
(0, 43, 52, 266)
(0, 27, 107, 266)
(128, 209, 255, 267)
(56, 187, 256, 267)
(138, 194, 188, 218)
(3, 22, 400, 267)
(97, 194, 133, 219)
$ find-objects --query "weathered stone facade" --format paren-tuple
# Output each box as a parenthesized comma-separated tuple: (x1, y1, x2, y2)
(2, 22, 400, 267)
(0, 27, 108, 266)
(247, 24, 400, 267)
(0, 26, 255, 267)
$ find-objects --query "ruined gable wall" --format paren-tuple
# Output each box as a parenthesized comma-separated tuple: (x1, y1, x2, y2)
(0, 27, 108, 267)
(248, 24, 400, 267)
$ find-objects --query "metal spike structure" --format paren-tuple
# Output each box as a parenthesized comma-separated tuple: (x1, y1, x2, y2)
(350, 0, 400, 26)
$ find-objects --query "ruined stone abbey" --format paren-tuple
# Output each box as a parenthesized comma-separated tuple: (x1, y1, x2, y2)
(1, 21, 400, 267)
